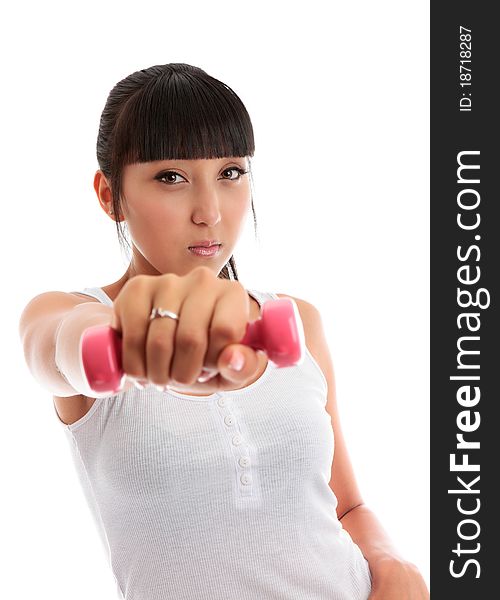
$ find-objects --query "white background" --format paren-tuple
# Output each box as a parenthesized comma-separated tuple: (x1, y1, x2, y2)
(2, 0, 429, 597)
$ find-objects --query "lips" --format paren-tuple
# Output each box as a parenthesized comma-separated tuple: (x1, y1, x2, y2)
(188, 240, 221, 248)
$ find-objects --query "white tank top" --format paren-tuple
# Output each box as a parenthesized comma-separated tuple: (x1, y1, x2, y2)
(57, 286, 372, 599)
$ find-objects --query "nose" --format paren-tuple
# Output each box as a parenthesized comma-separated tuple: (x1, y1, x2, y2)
(191, 186, 222, 227)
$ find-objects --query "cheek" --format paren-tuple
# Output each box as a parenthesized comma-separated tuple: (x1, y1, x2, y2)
(126, 204, 187, 258)
(237, 196, 252, 226)
(128, 201, 183, 231)
(226, 189, 251, 219)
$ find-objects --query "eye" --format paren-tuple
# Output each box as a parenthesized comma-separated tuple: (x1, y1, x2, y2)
(155, 171, 186, 185)
(155, 166, 249, 185)
(220, 167, 249, 181)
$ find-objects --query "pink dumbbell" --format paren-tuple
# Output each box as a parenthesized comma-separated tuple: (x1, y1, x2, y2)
(80, 297, 305, 394)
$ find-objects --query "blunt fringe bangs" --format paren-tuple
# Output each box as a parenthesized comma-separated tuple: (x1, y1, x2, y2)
(112, 67, 255, 168)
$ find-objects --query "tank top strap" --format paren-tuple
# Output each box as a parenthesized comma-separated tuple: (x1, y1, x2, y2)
(246, 289, 280, 308)
(70, 287, 113, 307)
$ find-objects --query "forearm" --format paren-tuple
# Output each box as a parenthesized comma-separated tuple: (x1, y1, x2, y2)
(55, 302, 114, 398)
(341, 503, 429, 597)
(340, 503, 405, 570)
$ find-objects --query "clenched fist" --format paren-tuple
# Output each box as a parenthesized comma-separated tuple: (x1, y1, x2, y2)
(111, 266, 265, 394)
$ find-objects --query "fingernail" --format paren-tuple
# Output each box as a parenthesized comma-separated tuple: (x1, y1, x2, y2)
(197, 369, 218, 383)
(154, 384, 166, 392)
(133, 380, 146, 390)
(228, 350, 245, 371)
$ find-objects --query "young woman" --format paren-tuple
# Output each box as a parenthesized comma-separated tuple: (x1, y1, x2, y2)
(19, 63, 428, 599)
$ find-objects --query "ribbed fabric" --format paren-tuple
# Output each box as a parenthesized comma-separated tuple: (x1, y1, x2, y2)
(59, 287, 372, 599)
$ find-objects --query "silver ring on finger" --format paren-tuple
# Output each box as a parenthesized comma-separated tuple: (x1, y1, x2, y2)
(149, 307, 180, 322)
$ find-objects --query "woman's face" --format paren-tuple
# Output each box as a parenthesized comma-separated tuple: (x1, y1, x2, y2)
(101, 156, 251, 277)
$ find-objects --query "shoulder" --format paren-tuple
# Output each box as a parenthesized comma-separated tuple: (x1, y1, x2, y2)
(70, 292, 101, 302)
(275, 293, 325, 336)
(275, 293, 333, 385)
(275, 293, 321, 321)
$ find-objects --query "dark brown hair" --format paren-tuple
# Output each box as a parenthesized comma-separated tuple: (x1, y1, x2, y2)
(96, 63, 257, 280)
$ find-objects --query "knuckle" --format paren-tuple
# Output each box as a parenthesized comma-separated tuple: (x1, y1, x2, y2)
(116, 275, 148, 310)
(213, 322, 244, 343)
(226, 281, 251, 310)
(231, 279, 246, 293)
(158, 272, 179, 290)
(122, 331, 144, 349)
(176, 330, 205, 351)
(225, 279, 246, 295)
(149, 335, 171, 354)
(125, 274, 149, 292)
(192, 265, 215, 282)
(121, 334, 146, 378)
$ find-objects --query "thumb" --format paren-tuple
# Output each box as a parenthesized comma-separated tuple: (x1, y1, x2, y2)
(217, 343, 260, 383)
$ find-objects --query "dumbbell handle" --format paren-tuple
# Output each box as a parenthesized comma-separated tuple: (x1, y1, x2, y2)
(80, 297, 305, 394)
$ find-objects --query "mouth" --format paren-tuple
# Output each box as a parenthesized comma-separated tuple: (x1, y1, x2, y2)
(188, 244, 222, 257)
(188, 239, 221, 248)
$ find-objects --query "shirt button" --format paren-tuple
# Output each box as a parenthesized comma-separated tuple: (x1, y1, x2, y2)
(239, 456, 250, 468)
(240, 473, 252, 485)
(217, 397, 226, 407)
(224, 415, 234, 427)
(232, 434, 242, 446)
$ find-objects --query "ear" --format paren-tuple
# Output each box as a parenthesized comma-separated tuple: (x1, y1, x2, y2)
(94, 170, 112, 214)
(94, 170, 123, 221)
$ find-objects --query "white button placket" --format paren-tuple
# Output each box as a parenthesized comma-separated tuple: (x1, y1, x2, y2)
(215, 395, 253, 497)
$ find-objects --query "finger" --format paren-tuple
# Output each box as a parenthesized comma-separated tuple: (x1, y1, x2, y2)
(146, 288, 184, 387)
(114, 276, 153, 381)
(217, 343, 261, 385)
(203, 283, 250, 368)
(168, 286, 218, 385)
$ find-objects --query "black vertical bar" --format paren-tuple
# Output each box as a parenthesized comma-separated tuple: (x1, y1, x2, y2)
(432, 2, 499, 597)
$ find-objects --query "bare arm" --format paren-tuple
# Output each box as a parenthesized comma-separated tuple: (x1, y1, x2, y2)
(284, 294, 429, 598)
(54, 302, 114, 398)
(340, 503, 405, 566)
(342, 504, 429, 597)
(19, 292, 114, 398)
